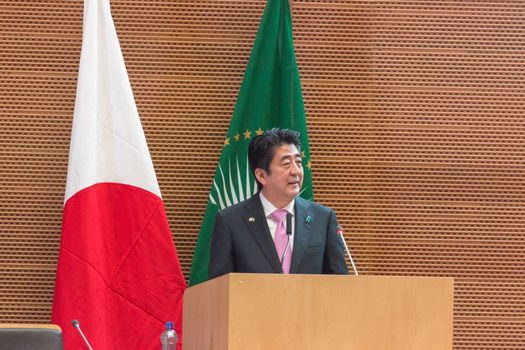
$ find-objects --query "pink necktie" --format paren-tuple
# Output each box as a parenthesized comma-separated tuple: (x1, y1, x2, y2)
(271, 209, 292, 274)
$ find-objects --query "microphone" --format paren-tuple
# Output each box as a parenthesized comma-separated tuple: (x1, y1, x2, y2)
(280, 213, 293, 264)
(336, 225, 359, 275)
(286, 212, 292, 236)
(72, 319, 95, 350)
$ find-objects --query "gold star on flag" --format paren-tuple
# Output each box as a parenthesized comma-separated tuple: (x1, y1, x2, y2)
(234, 133, 240, 142)
(301, 150, 305, 159)
(224, 138, 230, 146)
(243, 129, 251, 139)
(306, 160, 312, 170)
(255, 127, 264, 135)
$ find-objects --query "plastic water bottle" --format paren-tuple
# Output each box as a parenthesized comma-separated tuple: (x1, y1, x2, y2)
(160, 321, 178, 350)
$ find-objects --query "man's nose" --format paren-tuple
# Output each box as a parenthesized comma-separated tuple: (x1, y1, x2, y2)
(290, 162, 300, 175)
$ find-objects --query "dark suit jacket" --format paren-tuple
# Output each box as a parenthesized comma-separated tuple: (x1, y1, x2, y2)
(208, 194, 349, 279)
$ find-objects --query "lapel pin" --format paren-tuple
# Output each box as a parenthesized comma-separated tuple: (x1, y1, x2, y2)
(248, 217, 255, 222)
(305, 216, 312, 223)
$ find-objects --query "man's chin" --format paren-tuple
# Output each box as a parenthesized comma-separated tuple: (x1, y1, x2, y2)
(286, 186, 300, 197)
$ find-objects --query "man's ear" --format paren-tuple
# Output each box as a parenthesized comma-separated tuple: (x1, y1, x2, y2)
(254, 168, 266, 187)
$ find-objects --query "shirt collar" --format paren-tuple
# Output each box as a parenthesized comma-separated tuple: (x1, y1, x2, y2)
(259, 192, 295, 218)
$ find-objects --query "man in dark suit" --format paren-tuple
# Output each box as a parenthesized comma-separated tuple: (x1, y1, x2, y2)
(209, 128, 349, 278)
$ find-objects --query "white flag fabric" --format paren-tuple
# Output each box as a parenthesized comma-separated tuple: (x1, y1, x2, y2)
(64, 0, 161, 201)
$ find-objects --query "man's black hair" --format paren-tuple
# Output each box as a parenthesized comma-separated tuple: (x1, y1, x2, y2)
(248, 128, 301, 191)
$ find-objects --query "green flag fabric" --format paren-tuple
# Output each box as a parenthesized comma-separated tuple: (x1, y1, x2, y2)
(189, 0, 313, 286)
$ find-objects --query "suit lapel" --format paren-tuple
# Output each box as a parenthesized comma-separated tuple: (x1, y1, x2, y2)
(290, 197, 312, 273)
(242, 194, 283, 273)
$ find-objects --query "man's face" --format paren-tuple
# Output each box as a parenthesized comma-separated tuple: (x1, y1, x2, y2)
(255, 143, 304, 208)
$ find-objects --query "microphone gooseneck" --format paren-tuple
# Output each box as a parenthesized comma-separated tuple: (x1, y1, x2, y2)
(71, 319, 95, 350)
(337, 225, 359, 275)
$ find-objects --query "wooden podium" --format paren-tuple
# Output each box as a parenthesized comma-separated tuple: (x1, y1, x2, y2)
(183, 274, 454, 350)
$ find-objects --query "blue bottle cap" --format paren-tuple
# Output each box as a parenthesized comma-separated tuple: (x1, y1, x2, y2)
(165, 321, 174, 330)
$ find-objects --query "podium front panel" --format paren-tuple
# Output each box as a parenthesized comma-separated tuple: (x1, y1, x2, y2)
(183, 274, 454, 350)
